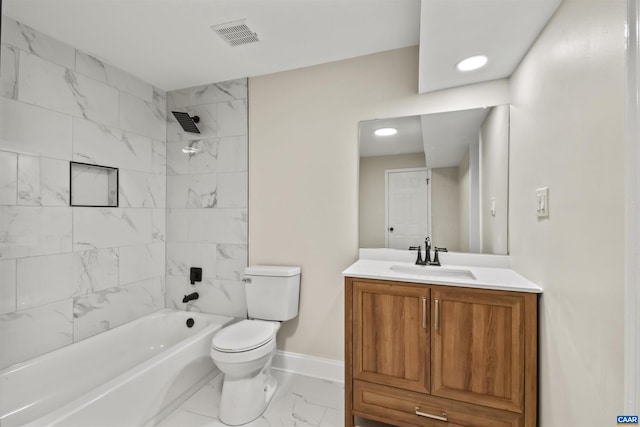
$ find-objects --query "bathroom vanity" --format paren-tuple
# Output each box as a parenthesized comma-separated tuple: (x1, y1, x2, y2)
(343, 251, 541, 427)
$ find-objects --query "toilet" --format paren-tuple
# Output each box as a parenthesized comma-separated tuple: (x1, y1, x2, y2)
(210, 265, 301, 426)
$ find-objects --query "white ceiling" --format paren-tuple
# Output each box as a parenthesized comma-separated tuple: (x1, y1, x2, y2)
(3, 0, 561, 94)
(3, 0, 421, 91)
(3, 1, 560, 164)
(359, 116, 424, 158)
(419, 0, 561, 93)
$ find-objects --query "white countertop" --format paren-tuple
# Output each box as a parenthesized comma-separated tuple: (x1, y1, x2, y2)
(343, 257, 542, 294)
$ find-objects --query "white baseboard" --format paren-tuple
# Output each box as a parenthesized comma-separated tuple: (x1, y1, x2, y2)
(271, 350, 344, 383)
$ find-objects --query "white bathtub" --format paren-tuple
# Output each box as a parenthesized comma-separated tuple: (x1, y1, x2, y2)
(0, 309, 233, 427)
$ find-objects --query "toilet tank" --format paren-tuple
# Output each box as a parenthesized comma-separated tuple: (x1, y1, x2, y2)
(244, 265, 301, 321)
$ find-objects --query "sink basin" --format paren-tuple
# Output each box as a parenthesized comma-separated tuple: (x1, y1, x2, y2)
(390, 264, 477, 281)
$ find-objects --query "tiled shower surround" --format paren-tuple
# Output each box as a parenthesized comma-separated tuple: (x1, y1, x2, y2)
(0, 16, 249, 370)
(0, 16, 167, 370)
(164, 81, 248, 318)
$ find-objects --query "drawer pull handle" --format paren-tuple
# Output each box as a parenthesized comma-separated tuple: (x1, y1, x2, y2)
(415, 407, 448, 422)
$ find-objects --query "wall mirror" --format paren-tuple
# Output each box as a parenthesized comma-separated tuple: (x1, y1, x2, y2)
(359, 105, 509, 255)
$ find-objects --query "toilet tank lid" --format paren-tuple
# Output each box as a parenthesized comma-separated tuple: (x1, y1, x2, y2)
(244, 265, 301, 277)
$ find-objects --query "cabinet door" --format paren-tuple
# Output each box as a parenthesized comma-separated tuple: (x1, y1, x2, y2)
(353, 280, 430, 393)
(431, 287, 524, 412)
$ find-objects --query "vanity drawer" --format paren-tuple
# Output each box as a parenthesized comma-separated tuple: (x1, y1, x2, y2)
(353, 380, 523, 427)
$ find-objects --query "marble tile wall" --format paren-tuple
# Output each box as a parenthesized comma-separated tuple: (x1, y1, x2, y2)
(0, 16, 167, 370)
(165, 79, 248, 318)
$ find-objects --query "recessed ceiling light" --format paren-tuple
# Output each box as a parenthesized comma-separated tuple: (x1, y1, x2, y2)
(374, 128, 398, 136)
(455, 55, 488, 72)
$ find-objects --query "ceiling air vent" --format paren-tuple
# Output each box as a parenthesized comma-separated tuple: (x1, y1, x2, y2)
(211, 20, 259, 47)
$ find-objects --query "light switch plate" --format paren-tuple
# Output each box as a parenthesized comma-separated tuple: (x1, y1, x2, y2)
(536, 187, 549, 218)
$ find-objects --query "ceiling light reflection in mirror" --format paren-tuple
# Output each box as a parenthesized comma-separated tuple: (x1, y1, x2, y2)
(375, 128, 398, 136)
(456, 55, 488, 72)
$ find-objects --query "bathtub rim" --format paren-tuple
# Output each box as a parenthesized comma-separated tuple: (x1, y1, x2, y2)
(2, 308, 235, 427)
(0, 308, 230, 377)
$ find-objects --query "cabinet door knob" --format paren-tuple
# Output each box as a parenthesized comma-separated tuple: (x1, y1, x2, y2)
(389, 227, 394, 232)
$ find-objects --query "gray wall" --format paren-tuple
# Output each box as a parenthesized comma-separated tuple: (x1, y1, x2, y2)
(358, 152, 426, 248)
(431, 167, 459, 251)
(480, 104, 509, 254)
(457, 148, 470, 252)
(249, 45, 510, 360)
(509, 1, 625, 424)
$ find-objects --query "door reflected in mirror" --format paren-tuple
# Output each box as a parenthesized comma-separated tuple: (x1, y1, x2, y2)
(359, 105, 509, 255)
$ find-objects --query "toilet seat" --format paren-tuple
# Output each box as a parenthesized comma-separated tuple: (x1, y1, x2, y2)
(212, 320, 277, 353)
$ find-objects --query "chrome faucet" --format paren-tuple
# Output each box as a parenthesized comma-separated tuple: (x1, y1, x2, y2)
(182, 292, 199, 303)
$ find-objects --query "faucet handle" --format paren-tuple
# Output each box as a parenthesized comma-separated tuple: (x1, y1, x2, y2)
(409, 246, 421, 251)
(435, 247, 448, 252)
(431, 249, 441, 266)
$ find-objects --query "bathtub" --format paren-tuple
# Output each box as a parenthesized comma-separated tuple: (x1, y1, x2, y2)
(0, 309, 233, 427)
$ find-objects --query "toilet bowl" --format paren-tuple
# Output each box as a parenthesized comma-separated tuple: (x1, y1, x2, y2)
(211, 320, 280, 425)
(210, 265, 301, 426)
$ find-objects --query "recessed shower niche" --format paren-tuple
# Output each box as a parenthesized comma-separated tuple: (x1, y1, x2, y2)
(70, 162, 119, 207)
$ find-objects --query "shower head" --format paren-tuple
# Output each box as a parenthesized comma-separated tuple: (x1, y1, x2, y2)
(171, 111, 201, 134)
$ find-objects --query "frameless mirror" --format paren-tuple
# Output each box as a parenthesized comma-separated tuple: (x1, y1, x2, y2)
(359, 105, 509, 254)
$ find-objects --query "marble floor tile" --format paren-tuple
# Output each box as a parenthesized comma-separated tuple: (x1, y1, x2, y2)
(288, 374, 344, 409)
(182, 373, 224, 418)
(156, 409, 217, 427)
(319, 408, 339, 427)
(155, 371, 390, 427)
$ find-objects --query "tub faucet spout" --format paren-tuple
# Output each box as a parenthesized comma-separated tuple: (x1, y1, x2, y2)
(182, 292, 199, 303)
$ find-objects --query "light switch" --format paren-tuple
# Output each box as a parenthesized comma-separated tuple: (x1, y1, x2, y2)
(536, 187, 549, 218)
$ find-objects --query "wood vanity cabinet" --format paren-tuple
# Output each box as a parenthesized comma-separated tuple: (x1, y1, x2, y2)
(345, 277, 538, 427)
